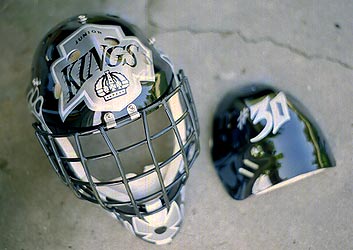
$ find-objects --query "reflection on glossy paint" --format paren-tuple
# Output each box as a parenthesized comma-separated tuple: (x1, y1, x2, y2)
(211, 86, 334, 200)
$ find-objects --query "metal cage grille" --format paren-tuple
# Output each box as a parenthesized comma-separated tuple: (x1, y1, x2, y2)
(34, 70, 200, 219)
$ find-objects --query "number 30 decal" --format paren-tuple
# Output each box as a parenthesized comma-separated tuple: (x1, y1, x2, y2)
(249, 92, 290, 143)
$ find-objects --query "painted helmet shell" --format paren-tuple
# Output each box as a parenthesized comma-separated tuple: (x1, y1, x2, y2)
(211, 86, 334, 200)
(27, 14, 200, 244)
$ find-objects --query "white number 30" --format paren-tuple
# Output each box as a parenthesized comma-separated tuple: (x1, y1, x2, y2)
(249, 92, 290, 143)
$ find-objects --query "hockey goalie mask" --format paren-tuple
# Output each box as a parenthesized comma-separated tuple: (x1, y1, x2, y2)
(27, 14, 200, 244)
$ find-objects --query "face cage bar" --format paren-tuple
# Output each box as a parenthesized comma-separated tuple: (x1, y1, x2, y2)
(33, 70, 200, 219)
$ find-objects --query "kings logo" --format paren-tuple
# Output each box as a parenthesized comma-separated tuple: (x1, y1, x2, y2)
(95, 71, 129, 101)
(51, 24, 155, 122)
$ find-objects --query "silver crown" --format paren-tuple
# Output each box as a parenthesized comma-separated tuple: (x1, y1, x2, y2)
(95, 70, 130, 101)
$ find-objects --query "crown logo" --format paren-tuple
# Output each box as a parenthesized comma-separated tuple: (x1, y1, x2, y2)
(95, 70, 130, 101)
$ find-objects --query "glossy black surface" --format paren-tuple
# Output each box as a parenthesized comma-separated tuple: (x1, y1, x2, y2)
(28, 14, 201, 218)
(30, 14, 174, 133)
(211, 86, 335, 200)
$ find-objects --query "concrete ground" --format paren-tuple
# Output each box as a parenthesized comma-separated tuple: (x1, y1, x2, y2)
(0, 0, 352, 249)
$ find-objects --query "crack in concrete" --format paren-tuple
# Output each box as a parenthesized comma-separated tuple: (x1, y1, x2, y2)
(146, 0, 162, 33)
(0, 0, 12, 13)
(146, 0, 352, 71)
(235, 30, 353, 71)
(154, 27, 353, 71)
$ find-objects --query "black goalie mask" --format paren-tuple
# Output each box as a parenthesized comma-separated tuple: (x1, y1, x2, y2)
(27, 14, 200, 244)
(211, 86, 334, 200)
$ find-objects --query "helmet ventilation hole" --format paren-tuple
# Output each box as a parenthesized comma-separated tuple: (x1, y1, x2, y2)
(154, 226, 167, 234)
(104, 37, 120, 46)
(54, 83, 62, 99)
(68, 49, 81, 63)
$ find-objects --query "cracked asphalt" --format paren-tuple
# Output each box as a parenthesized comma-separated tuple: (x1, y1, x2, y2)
(0, 0, 352, 249)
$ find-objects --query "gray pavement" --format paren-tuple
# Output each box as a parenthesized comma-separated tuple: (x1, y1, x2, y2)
(0, 0, 352, 249)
